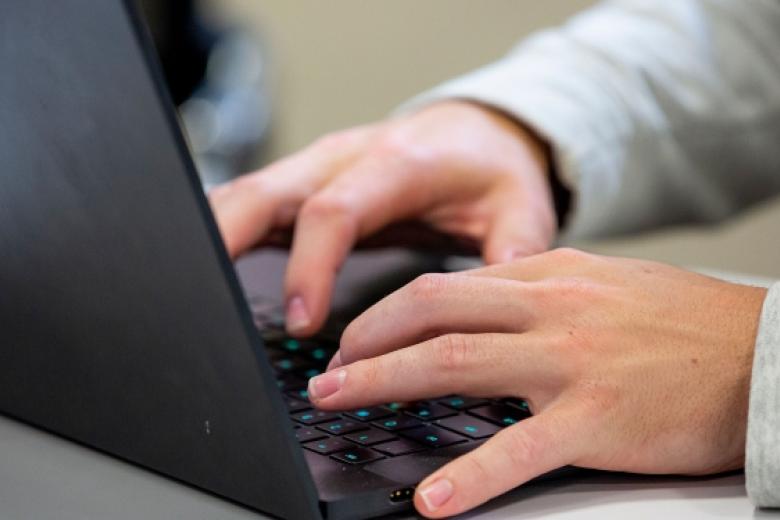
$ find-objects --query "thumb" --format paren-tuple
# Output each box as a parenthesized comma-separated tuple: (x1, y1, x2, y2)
(413, 408, 580, 518)
(482, 196, 554, 264)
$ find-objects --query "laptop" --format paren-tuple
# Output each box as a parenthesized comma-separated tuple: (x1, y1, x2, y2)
(0, 1, 535, 518)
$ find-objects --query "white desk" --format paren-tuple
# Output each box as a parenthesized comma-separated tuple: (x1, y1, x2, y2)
(0, 413, 773, 520)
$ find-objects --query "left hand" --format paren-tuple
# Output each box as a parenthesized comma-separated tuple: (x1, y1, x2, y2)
(306, 248, 767, 518)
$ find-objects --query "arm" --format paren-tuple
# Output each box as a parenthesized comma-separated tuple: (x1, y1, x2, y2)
(403, 0, 780, 239)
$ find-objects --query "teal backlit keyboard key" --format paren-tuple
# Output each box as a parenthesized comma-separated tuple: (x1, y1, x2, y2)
(436, 415, 501, 439)
(399, 425, 466, 448)
(344, 427, 396, 446)
(304, 437, 353, 455)
(331, 447, 384, 465)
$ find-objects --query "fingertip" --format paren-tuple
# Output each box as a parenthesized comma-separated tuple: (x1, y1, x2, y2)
(284, 288, 332, 337)
(285, 296, 310, 329)
(415, 478, 454, 518)
(221, 235, 243, 261)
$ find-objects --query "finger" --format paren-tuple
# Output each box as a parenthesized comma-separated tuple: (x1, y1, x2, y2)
(208, 171, 308, 258)
(309, 333, 561, 410)
(283, 152, 444, 336)
(481, 186, 555, 264)
(208, 129, 370, 258)
(334, 273, 538, 368)
(414, 406, 581, 517)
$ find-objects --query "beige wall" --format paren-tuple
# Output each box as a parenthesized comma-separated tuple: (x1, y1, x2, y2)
(218, 1, 780, 278)
(218, 0, 593, 155)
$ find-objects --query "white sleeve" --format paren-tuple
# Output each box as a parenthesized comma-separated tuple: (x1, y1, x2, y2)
(747, 283, 780, 508)
(400, 0, 780, 239)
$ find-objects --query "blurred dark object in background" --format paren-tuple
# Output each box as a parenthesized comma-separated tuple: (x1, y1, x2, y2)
(136, 0, 271, 189)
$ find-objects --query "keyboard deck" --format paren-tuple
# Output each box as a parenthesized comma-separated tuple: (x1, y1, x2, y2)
(249, 295, 531, 466)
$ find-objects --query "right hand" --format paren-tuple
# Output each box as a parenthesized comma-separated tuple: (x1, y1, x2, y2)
(208, 101, 557, 337)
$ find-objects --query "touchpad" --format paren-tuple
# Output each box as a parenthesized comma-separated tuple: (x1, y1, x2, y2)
(365, 444, 476, 485)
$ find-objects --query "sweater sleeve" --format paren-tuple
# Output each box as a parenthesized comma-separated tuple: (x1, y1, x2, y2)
(399, 0, 780, 240)
(747, 283, 780, 508)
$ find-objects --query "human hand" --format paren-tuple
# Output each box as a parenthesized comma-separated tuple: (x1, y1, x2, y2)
(308, 248, 767, 517)
(209, 101, 555, 336)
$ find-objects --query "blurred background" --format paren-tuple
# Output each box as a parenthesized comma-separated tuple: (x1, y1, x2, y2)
(139, 0, 780, 279)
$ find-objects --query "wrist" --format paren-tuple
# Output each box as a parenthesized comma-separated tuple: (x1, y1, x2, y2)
(441, 100, 570, 230)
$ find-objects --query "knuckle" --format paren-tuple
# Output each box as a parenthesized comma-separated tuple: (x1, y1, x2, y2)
(233, 171, 276, 195)
(311, 131, 352, 153)
(299, 193, 356, 223)
(556, 328, 591, 353)
(407, 273, 452, 303)
(545, 331, 590, 379)
(371, 131, 412, 157)
(546, 247, 591, 264)
(432, 333, 471, 371)
(370, 131, 436, 171)
(543, 276, 600, 304)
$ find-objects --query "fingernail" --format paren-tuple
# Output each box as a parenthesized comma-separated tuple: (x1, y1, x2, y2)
(286, 296, 310, 333)
(326, 350, 342, 371)
(418, 478, 454, 512)
(308, 369, 346, 401)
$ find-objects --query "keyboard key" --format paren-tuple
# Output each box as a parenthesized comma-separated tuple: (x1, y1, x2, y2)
(277, 375, 306, 392)
(273, 356, 313, 373)
(503, 398, 531, 414)
(436, 416, 501, 439)
(264, 313, 287, 329)
(331, 447, 384, 465)
(280, 338, 305, 353)
(248, 295, 281, 314)
(285, 397, 311, 413)
(372, 415, 423, 431)
(304, 437, 354, 455)
(308, 346, 334, 362)
(404, 403, 457, 421)
(344, 428, 397, 446)
(260, 329, 287, 344)
(372, 439, 428, 457)
(316, 420, 367, 436)
(468, 404, 530, 426)
(265, 349, 286, 362)
(400, 425, 467, 448)
(285, 388, 310, 402)
(292, 410, 341, 426)
(438, 396, 489, 411)
(298, 367, 322, 379)
(295, 427, 327, 443)
(345, 407, 394, 422)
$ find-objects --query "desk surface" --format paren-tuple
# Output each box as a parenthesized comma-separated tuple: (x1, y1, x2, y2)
(0, 414, 775, 520)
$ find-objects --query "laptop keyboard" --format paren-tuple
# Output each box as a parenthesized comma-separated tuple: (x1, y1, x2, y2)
(249, 295, 532, 466)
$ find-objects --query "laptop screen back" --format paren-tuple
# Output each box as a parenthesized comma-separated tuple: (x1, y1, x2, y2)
(0, 1, 319, 517)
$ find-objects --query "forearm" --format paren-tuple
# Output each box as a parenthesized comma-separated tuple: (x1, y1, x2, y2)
(401, 0, 780, 239)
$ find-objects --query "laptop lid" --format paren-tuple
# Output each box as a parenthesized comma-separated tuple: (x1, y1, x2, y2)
(0, 1, 320, 518)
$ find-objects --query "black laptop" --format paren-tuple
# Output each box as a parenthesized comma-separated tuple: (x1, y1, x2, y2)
(0, 1, 534, 518)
